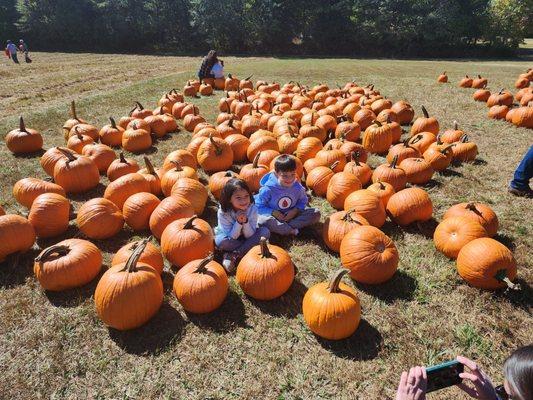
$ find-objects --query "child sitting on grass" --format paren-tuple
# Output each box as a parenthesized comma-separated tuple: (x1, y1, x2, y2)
(214, 178, 270, 273)
(255, 154, 320, 236)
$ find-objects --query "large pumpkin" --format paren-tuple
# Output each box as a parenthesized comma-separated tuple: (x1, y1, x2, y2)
(123, 192, 161, 231)
(13, 178, 66, 208)
(236, 237, 294, 300)
(53, 149, 100, 194)
(434, 216, 487, 259)
(326, 171, 362, 210)
(363, 120, 392, 154)
(149, 196, 195, 239)
(112, 239, 164, 275)
(302, 269, 361, 340)
(410, 106, 439, 136)
(173, 254, 229, 314)
(103, 173, 150, 210)
(456, 238, 518, 290)
(443, 202, 498, 237)
(197, 135, 234, 173)
(371, 155, 407, 192)
(0, 215, 36, 262)
(386, 188, 433, 226)
(28, 193, 70, 238)
(340, 225, 399, 284)
(343, 189, 386, 227)
(77, 198, 124, 239)
(34, 239, 102, 291)
(170, 178, 208, 215)
(106, 153, 139, 182)
(323, 210, 368, 252)
(239, 152, 270, 193)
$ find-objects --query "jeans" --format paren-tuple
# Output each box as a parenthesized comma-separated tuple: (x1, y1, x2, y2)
(215, 226, 271, 257)
(257, 208, 320, 235)
(10, 53, 19, 64)
(510, 146, 533, 191)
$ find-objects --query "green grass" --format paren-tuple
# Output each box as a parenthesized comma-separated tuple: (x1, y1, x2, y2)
(0, 52, 532, 399)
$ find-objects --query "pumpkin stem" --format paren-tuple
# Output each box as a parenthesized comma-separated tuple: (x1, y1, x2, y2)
(441, 144, 454, 154)
(421, 106, 429, 118)
(57, 147, 77, 163)
(330, 160, 340, 170)
(19, 116, 28, 133)
(460, 134, 469, 143)
(342, 209, 363, 224)
(184, 215, 198, 230)
(228, 118, 234, 128)
(252, 152, 261, 168)
(128, 105, 137, 117)
(194, 253, 214, 274)
(443, 71, 446, 75)
(327, 269, 350, 293)
(410, 134, 423, 145)
(478, 74, 482, 79)
(390, 155, 399, 168)
(74, 126, 83, 140)
(109, 117, 117, 129)
(209, 134, 222, 155)
(465, 202, 482, 216)
(135, 101, 144, 110)
(122, 237, 149, 273)
(170, 160, 183, 171)
(119, 152, 128, 164)
(351, 151, 361, 166)
(35, 244, 71, 263)
(453, 120, 458, 130)
(259, 237, 273, 258)
(494, 269, 521, 291)
(70, 100, 80, 120)
(143, 156, 156, 175)
(244, 74, 253, 81)
(373, 119, 382, 127)
(377, 180, 385, 190)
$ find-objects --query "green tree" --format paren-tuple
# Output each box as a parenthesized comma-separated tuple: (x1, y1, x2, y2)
(0, 0, 19, 42)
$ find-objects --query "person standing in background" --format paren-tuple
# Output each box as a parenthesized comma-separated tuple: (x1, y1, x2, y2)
(19, 39, 31, 63)
(5, 40, 19, 64)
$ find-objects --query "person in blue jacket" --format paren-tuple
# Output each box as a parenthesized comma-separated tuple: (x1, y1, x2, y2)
(255, 154, 320, 236)
(215, 178, 270, 273)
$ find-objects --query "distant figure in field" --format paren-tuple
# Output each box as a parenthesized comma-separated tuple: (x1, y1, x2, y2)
(508, 146, 532, 198)
(5, 40, 19, 64)
(18, 39, 31, 63)
(198, 50, 221, 81)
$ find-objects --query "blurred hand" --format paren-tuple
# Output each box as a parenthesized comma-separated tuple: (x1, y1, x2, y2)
(396, 366, 427, 400)
(272, 210, 286, 221)
(456, 356, 498, 400)
(284, 208, 300, 221)
(236, 211, 248, 224)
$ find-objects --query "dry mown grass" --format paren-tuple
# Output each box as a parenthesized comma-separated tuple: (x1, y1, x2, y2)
(0, 53, 531, 399)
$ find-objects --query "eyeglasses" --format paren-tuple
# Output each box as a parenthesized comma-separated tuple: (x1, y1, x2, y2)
(495, 384, 514, 400)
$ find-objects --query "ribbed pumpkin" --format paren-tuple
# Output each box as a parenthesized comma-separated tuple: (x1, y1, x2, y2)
(367, 181, 395, 208)
(386, 188, 433, 226)
(81, 143, 116, 174)
(399, 157, 434, 185)
(314, 145, 346, 172)
(296, 137, 323, 163)
(13, 178, 66, 208)
(371, 156, 407, 192)
(66, 126, 94, 154)
(225, 133, 250, 163)
(239, 152, 270, 193)
(122, 121, 152, 153)
(40, 147, 76, 177)
(335, 119, 361, 142)
(326, 171, 362, 210)
(112, 239, 164, 275)
(160, 162, 198, 197)
(473, 87, 491, 102)
(149, 196, 194, 239)
(353, 107, 376, 130)
(511, 104, 533, 128)
(410, 106, 439, 136)
(456, 238, 518, 290)
(363, 120, 392, 154)
(53, 149, 100, 194)
(451, 135, 478, 162)
(486, 89, 513, 107)
(107, 153, 139, 182)
(138, 156, 162, 196)
(173, 254, 228, 314)
(488, 104, 509, 120)
(62, 100, 87, 139)
(343, 189, 386, 227)
(236, 237, 294, 300)
(344, 151, 372, 185)
(28, 193, 70, 238)
(306, 162, 338, 197)
(183, 110, 206, 132)
(423, 144, 454, 171)
(123, 192, 161, 231)
(340, 225, 398, 284)
(437, 72, 448, 83)
(161, 215, 214, 267)
(77, 198, 124, 239)
(408, 132, 437, 154)
(34, 239, 102, 291)
(303, 269, 361, 340)
(459, 75, 473, 88)
(0, 215, 36, 262)
(5, 116, 43, 154)
(391, 101, 414, 125)
(163, 149, 198, 170)
(99, 117, 124, 147)
(208, 170, 238, 200)
(104, 172, 150, 210)
(197, 135, 234, 174)
(323, 210, 368, 252)
(170, 178, 208, 215)
(472, 75, 488, 89)
(95, 239, 163, 330)
(434, 216, 487, 259)
(440, 121, 464, 144)
(67, 123, 98, 141)
(443, 202, 498, 237)
(386, 141, 421, 164)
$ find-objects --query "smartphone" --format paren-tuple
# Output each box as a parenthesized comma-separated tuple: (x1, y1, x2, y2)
(426, 360, 464, 393)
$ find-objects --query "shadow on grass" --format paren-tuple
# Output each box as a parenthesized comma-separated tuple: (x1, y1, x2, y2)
(248, 279, 308, 319)
(438, 168, 463, 178)
(502, 278, 533, 311)
(13, 149, 46, 159)
(381, 218, 438, 240)
(472, 158, 488, 166)
(67, 182, 107, 202)
(90, 229, 137, 255)
(0, 248, 40, 288)
(109, 302, 186, 355)
(45, 270, 104, 308)
(186, 290, 249, 333)
(420, 179, 442, 189)
(317, 319, 382, 361)
(493, 232, 517, 251)
(355, 270, 418, 303)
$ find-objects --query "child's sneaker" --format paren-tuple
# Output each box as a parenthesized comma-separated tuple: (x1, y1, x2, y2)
(222, 252, 238, 274)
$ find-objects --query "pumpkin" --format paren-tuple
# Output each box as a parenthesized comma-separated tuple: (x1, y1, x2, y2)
(40, 147, 77, 177)
(340, 225, 398, 284)
(296, 137, 323, 163)
(67, 126, 94, 154)
(410, 106, 439, 136)
(28, 193, 70, 238)
(456, 238, 518, 290)
(149, 196, 195, 239)
(391, 101, 415, 125)
(303, 269, 361, 340)
(515, 77, 530, 89)
(77, 198, 124, 239)
(105, 153, 139, 182)
(236, 237, 294, 300)
(34, 239, 102, 291)
(437, 72, 448, 83)
(183, 81, 198, 97)
(473, 87, 491, 102)
(386, 141, 421, 164)
(160, 162, 198, 196)
(183, 110, 206, 133)
(399, 157, 434, 185)
(443, 202, 498, 237)
(209, 170, 238, 200)
(367, 181, 395, 208)
(197, 135, 234, 174)
(143, 114, 166, 138)
(335, 119, 361, 142)
(199, 83, 213, 96)
(225, 74, 240, 91)
(173, 254, 229, 314)
(5, 116, 43, 154)
(326, 171, 362, 210)
(53, 149, 100, 194)
(344, 152, 372, 185)
(81, 143, 116, 174)
(408, 132, 437, 154)
(459, 75, 473, 88)
(386, 187, 433, 226)
(423, 144, 454, 171)
(388, 120, 403, 143)
(440, 121, 464, 144)
(13, 178, 66, 208)
(372, 155, 407, 192)
(139, 156, 163, 196)
(247, 135, 279, 162)
(62, 100, 87, 140)
(511, 104, 533, 128)
(95, 238, 163, 330)
(161, 215, 214, 267)
(488, 104, 509, 120)
(472, 75, 488, 89)
(216, 118, 240, 138)
(339, 140, 366, 160)
(305, 162, 336, 197)
(239, 152, 269, 193)
(112, 239, 164, 275)
(353, 107, 376, 130)
(486, 89, 513, 107)
(130, 101, 153, 119)
(170, 178, 208, 215)
(314, 145, 346, 172)
(163, 149, 197, 170)
(67, 123, 98, 141)
(122, 121, 152, 153)
(343, 189, 386, 227)
(434, 216, 487, 259)
(0, 215, 36, 262)
(123, 192, 160, 231)
(258, 149, 281, 168)
(451, 135, 478, 162)
(98, 117, 124, 147)
(225, 133, 250, 163)
(323, 210, 368, 252)
(371, 98, 393, 115)
(0, 206, 4, 216)
(363, 120, 392, 154)
(104, 172, 150, 210)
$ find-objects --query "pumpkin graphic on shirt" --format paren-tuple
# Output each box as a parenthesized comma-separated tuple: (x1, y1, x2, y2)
(278, 196, 292, 210)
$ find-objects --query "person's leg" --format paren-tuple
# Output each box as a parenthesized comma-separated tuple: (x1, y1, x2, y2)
(258, 214, 295, 235)
(287, 208, 321, 229)
(509, 146, 533, 194)
(11, 53, 19, 64)
(233, 226, 271, 257)
(215, 235, 242, 252)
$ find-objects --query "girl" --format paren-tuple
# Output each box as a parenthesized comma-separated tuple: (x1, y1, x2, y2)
(215, 178, 270, 273)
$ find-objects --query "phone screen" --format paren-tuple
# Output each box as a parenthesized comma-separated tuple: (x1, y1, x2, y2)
(426, 360, 464, 393)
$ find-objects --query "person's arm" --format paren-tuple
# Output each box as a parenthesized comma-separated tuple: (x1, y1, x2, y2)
(242, 206, 257, 238)
(295, 186, 309, 210)
(255, 187, 275, 216)
(218, 209, 243, 240)
(456, 356, 499, 400)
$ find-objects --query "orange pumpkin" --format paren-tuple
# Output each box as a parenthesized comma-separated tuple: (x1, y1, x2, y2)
(53, 150, 100, 194)
(77, 198, 124, 239)
(239, 152, 270, 193)
(123, 192, 161, 231)
(367, 181, 395, 208)
(434, 216, 487, 259)
(149, 196, 195, 239)
(28, 193, 70, 238)
(197, 135, 234, 174)
(371, 155, 407, 192)
(443, 202, 498, 237)
(326, 171, 362, 210)
(323, 210, 368, 252)
(13, 178, 66, 208)
(410, 106, 439, 136)
(399, 157, 434, 185)
(170, 178, 209, 215)
(112, 239, 164, 275)
(343, 189, 386, 227)
(104, 172, 150, 210)
(386, 187, 433, 226)
(363, 120, 393, 154)
(5, 116, 43, 154)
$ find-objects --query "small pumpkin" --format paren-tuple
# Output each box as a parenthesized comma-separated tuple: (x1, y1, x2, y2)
(451, 135, 478, 162)
(367, 181, 395, 208)
(53, 149, 100, 194)
(160, 162, 198, 197)
(344, 151, 372, 185)
(67, 126, 94, 154)
(77, 198, 124, 239)
(62, 100, 87, 140)
(433, 216, 487, 259)
(239, 152, 270, 193)
(423, 144, 454, 171)
(123, 192, 161, 231)
(107, 153, 140, 182)
(386, 140, 421, 164)
(437, 72, 448, 83)
(99, 117, 124, 147)
(81, 143, 116, 174)
(386, 187, 433, 226)
(410, 106, 439, 136)
(28, 193, 70, 238)
(0, 215, 36, 262)
(122, 121, 152, 153)
(103, 172, 150, 210)
(440, 121, 464, 144)
(458, 75, 473, 88)
(390, 101, 414, 125)
(139, 157, 163, 196)
(323, 210, 368, 252)
(399, 157, 434, 185)
(40, 147, 77, 177)
(372, 155, 407, 192)
(5, 116, 43, 154)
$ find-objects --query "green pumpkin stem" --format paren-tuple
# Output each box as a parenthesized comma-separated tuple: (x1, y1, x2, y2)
(143, 156, 156, 175)
(259, 237, 273, 258)
(421, 106, 429, 118)
(35, 244, 70, 263)
(122, 237, 149, 273)
(184, 215, 198, 230)
(194, 253, 214, 274)
(494, 269, 520, 291)
(327, 269, 350, 293)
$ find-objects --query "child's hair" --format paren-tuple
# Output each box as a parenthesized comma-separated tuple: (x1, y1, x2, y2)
(274, 154, 297, 172)
(219, 178, 253, 212)
(504, 345, 533, 400)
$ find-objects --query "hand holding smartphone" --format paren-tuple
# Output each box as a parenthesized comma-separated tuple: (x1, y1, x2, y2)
(426, 360, 464, 393)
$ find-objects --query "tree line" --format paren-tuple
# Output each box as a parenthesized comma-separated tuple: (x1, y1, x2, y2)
(2, 0, 531, 57)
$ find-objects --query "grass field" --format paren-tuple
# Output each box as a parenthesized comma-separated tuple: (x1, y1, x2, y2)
(0, 52, 532, 399)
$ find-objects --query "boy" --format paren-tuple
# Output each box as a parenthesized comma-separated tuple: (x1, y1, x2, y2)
(5, 40, 18, 64)
(255, 154, 320, 235)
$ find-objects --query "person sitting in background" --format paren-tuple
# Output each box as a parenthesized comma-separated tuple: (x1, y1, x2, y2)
(211, 59, 224, 79)
(5, 40, 19, 64)
(395, 345, 533, 400)
(198, 50, 218, 81)
(508, 146, 532, 198)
